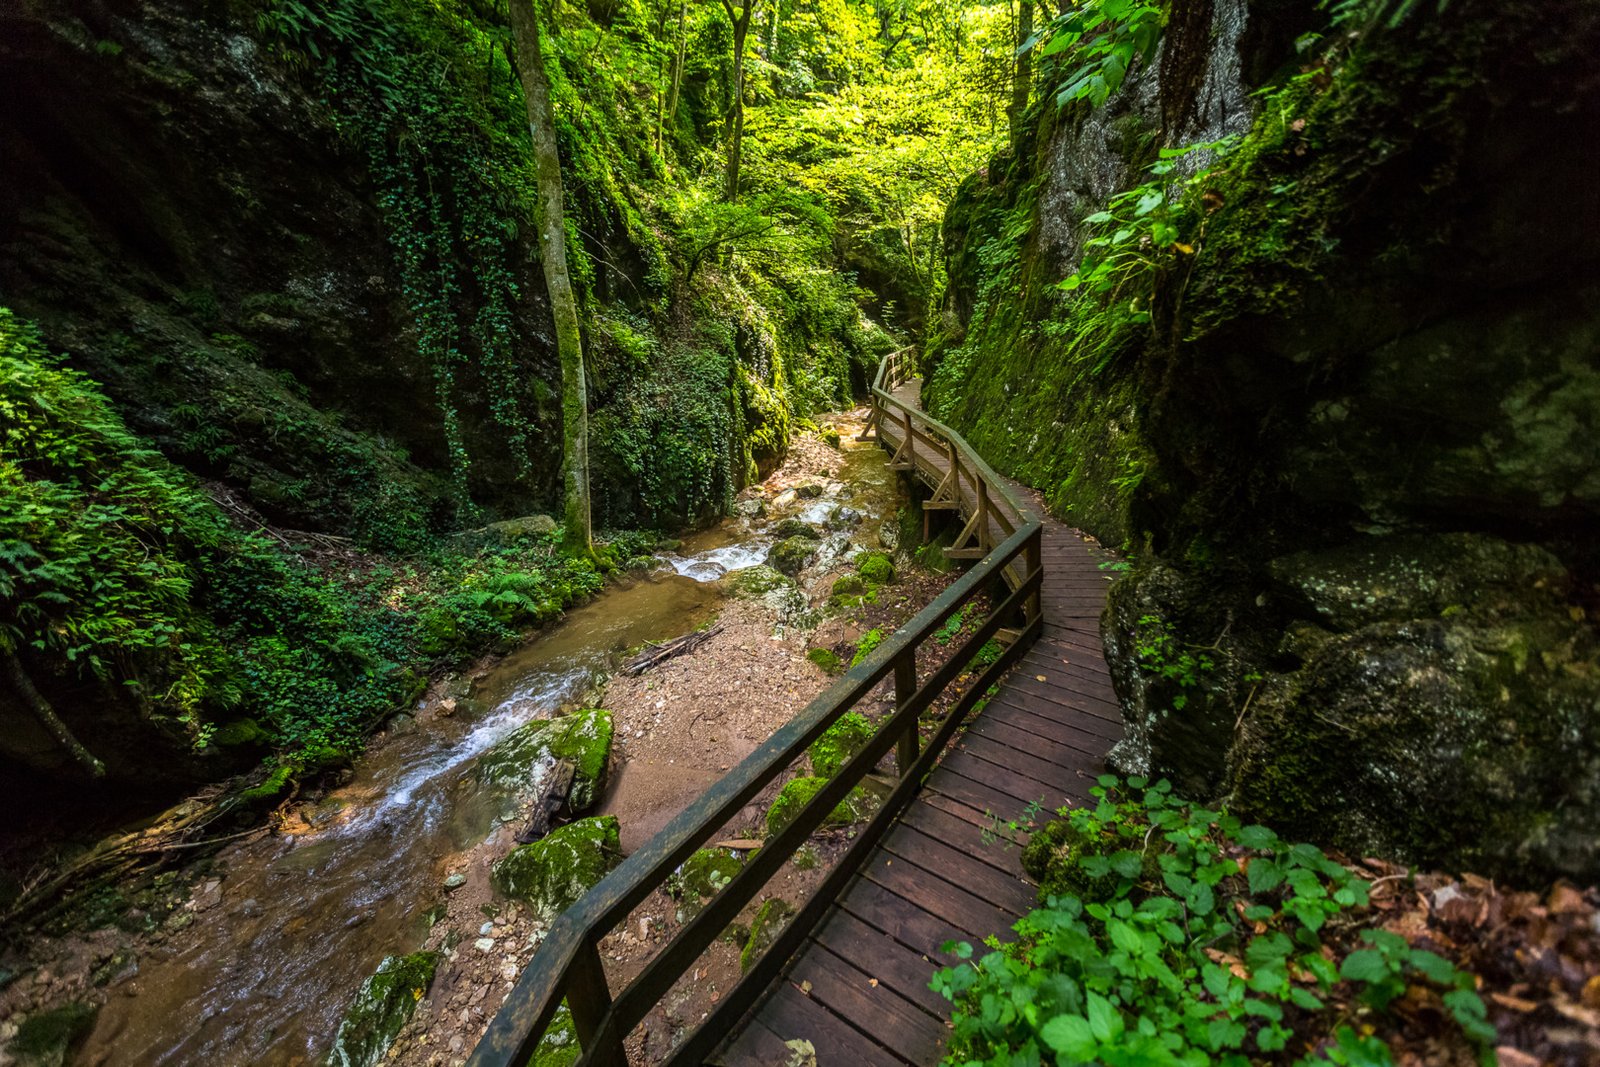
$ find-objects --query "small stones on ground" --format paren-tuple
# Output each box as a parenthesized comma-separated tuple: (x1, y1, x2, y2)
(473, 938, 495, 952)
(443, 873, 467, 890)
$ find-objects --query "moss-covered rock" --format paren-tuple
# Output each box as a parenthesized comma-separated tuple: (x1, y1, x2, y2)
(722, 564, 816, 630)
(476, 709, 614, 812)
(666, 848, 745, 922)
(772, 518, 821, 540)
(764, 776, 871, 836)
(808, 712, 876, 778)
(491, 816, 621, 921)
(528, 1003, 581, 1067)
(767, 536, 817, 577)
(739, 897, 797, 972)
(855, 551, 895, 585)
(327, 952, 439, 1067)
(830, 574, 866, 597)
(9, 1002, 97, 1066)
(806, 647, 843, 675)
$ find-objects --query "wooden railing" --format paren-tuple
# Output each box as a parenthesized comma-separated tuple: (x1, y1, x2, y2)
(468, 348, 1043, 1067)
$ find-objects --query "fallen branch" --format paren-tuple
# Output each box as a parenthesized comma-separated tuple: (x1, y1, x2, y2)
(621, 623, 723, 677)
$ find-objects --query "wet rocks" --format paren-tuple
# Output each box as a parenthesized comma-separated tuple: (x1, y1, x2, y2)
(490, 816, 621, 922)
(766, 537, 817, 577)
(327, 952, 439, 1067)
(5, 1001, 97, 1067)
(476, 708, 614, 813)
(771, 518, 821, 541)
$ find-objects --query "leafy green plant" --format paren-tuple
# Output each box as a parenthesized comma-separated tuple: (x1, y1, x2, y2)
(933, 777, 1495, 1066)
(1133, 613, 1214, 710)
(1029, 0, 1167, 109)
(850, 628, 886, 667)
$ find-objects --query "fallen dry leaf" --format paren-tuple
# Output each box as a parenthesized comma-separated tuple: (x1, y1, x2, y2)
(868, 978, 879, 987)
(799, 980, 812, 995)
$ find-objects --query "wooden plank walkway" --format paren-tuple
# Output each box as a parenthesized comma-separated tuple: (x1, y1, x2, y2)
(714, 380, 1122, 1065)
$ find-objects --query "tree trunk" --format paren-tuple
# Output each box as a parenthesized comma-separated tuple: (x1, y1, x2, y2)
(720, 0, 758, 201)
(2, 646, 105, 778)
(663, 0, 688, 153)
(1009, 0, 1033, 144)
(510, 0, 593, 554)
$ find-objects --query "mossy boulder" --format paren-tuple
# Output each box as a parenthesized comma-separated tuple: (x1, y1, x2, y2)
(739, 897, 797, 972)
(764, 776, 872, 836)
(476, 709, 614, 812)
(830, 575, 865, 597)
(808, 712, 876, 778)
(666, 848, 745, 922)
(491, 816, 621, 921)
(856, 551, 894, 585)
(772, 518, 821, 540)
(806, 647, 843, 675)
(796, 483, 824, 499)
(528, 1004, 581, 1067)
(767, 536, 817, 577)
(724, 564, 791, 598)
(1107, 534, 1600, 883)
(9, 1002, 97, 1066)
(327, 952, 439, 1067)
(722, 564, 816, 630)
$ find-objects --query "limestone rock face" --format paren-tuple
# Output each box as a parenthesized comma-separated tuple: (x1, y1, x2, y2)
(1110, 534, 1600, 881)
(934, 0, 1600, 882)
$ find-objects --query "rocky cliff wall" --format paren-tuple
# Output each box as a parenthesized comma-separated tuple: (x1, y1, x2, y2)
(930, 0, 1600, 881)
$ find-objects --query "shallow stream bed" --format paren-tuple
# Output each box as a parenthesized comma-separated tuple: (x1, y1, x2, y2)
(65, 412, 905, 1066)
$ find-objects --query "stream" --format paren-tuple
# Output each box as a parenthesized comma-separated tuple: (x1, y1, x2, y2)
(76, 415, 902, 1065)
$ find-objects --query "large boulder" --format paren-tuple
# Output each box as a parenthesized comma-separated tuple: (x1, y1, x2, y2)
(491, 816, 621, 921)
(1108, 533, 1600, 882)
(327, 952, 439, 1067)
(477, 709, 614, 813)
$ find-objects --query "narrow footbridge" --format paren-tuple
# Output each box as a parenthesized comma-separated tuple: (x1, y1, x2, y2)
(470, 350, 1122, 1066)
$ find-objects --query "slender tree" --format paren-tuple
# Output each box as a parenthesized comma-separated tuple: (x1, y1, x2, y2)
(719, 0, 760, 201)
(509, 0, 593, 553)
(661, 0, 689, 153)
(1008, 0, 1033, 143)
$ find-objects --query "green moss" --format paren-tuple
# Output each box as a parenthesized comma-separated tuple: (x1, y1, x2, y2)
(739, 897, 797, 972)
(772, 518, 821, 540)
(209, 718, 267, 748)
(764, 776, 866, 836)
(476, 709, 613, 812)
(808, 712, 876, 778)
(529, 1004, 581, 1067)
(806, 647, 843, 675)
(10, 1002, 97, 1060)
(327, 952, 439, 1067)
(830, 575, 866, 596)
(491, 816, 621, 921)
(856, 551, 895, 584)
(667, 848, 745, 921)
(767, 536, 817, 577)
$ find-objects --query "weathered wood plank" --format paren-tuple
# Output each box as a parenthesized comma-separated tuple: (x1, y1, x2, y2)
(751, 982, 908, 1067)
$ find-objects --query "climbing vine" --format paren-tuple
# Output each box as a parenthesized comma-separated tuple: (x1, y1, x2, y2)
(259, 0, 539, 510)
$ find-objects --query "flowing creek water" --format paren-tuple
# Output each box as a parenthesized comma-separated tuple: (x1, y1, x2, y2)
(76, 414, 903, 1066)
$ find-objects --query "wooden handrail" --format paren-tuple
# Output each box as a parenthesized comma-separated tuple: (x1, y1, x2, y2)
(469, 347, 1044, 1067)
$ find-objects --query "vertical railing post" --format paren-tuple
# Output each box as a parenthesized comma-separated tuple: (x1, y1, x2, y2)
(894, 648, 918, 777)
(976, 480, 991, 553)
(1025, 527, 1042, 626)
(902, 410, 916, 473)
(568, 937, 624, 1067)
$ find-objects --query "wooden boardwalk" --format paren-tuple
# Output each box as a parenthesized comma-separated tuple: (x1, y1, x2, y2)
(715, 381, 1122, 1065)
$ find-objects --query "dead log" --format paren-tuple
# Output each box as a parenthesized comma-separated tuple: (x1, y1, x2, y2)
(621, 623, 723, 677)
(515, 759, 577, 844)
